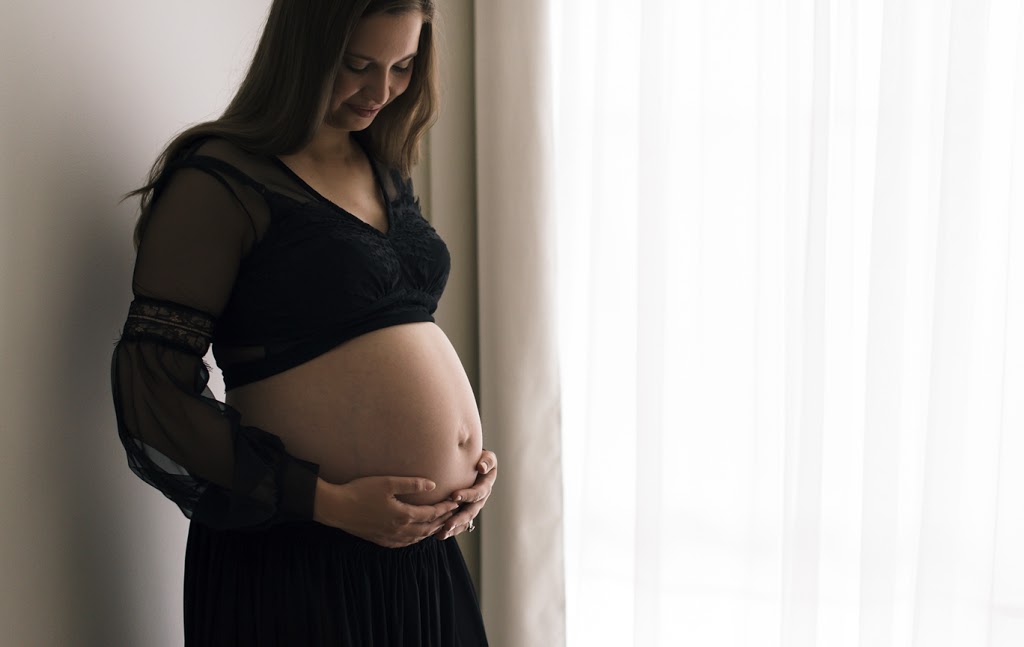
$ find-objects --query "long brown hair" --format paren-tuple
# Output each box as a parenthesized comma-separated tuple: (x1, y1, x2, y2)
(122, 0, 438, 248)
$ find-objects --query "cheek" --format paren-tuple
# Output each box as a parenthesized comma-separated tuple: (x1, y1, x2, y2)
(389, 76, 413, 101)
(332, 76, 358, 102)
(332, 68, 367, 97)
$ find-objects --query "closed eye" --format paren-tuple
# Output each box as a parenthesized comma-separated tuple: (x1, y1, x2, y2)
(346, 63, 413, 74)
(345, 52, 417, 74)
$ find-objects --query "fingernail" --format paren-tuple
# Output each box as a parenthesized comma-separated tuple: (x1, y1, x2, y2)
(479, 462, 487, 471)
(454, 495, 463, 502)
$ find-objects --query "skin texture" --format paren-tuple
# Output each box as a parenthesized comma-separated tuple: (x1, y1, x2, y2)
(228, 11, 496, 547)
(227, 324, 495, 544)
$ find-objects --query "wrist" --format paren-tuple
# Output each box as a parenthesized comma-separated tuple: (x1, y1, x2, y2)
(312, 477, 351, 529)
(312, 477, 331, 524)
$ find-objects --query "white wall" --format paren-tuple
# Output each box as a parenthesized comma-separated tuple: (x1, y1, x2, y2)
(0, 1, 477, 644)
(1, 3, 273, 644)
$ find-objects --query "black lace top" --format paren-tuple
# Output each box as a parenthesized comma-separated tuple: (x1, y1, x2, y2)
(111, 135, 451, 529)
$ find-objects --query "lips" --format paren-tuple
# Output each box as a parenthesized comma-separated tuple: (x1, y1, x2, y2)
(348, 104, 382, 117)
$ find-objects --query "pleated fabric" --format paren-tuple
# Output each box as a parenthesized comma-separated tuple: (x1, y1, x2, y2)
(184, 519, 488, 646)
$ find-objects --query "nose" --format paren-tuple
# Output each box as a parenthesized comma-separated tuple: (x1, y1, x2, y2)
(363, 70, 391, 106)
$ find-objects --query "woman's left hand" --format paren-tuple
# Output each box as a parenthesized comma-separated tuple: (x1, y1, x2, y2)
(436, 449, 497, 541)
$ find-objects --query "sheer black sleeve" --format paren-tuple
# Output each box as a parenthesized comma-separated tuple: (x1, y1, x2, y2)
(111, 160, 319, 529)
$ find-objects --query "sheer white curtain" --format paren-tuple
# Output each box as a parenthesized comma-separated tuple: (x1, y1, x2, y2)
(552, 1, 1024, 646)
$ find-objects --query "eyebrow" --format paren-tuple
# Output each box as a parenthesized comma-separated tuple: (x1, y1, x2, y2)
(347, 52, 418, 63)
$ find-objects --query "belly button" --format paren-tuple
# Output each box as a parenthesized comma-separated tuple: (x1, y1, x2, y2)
(456, 422, 471, 448)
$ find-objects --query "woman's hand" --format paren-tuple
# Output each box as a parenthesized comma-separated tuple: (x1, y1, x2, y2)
(313, 476, 460, 548)
(436, 449, 498, 541)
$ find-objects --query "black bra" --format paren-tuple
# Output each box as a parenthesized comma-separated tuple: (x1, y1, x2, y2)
(155, 135, 451, 390)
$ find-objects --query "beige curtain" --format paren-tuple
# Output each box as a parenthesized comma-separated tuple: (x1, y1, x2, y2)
(474, 1, 566, 646)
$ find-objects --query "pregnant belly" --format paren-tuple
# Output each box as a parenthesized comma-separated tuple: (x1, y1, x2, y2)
(224, 322, 483, 506)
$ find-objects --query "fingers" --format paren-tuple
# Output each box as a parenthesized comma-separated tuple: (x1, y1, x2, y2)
(444, 450, 497, 504)
(399, 501, 483, 545)
(438, 510, 479, 540)
(449, 468, 496, 504)
(394, 499, 460, 524)
(389, 477, 437, 495)
(412, 512, 454, 538)
(477, 450, 497, 474)
(438, 499, 486, 538)
(338, 476, 474, 548)
(440, 450, 496, 538)
(378, 509, 455, 548)
(449, 484, 491, 504)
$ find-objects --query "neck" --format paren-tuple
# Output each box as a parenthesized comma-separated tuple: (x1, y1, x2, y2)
(297, 128, 362, 168)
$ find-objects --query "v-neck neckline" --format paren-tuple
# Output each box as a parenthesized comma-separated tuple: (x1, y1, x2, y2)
(271, 139, 393, 237)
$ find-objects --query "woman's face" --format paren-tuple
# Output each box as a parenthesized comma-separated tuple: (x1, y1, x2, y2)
(325, 11, 423, 130)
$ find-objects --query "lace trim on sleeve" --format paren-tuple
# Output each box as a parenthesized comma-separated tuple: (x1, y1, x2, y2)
(121, 296, 215, 356)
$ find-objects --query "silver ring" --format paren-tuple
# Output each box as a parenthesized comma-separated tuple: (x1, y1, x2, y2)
(468, 519, 477, 533)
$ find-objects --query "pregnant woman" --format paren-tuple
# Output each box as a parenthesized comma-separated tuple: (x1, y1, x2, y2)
(110, 1, 494, 644)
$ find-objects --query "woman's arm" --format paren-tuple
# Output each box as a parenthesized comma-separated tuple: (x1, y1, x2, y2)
(112, 162, 317, 527)
(113, 158, 461, 538)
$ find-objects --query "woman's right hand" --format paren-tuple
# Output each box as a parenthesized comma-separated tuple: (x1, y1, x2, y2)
(312, 476, 459, 548)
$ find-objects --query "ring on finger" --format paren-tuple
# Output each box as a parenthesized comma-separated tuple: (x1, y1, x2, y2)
(468, 518, 477, 533)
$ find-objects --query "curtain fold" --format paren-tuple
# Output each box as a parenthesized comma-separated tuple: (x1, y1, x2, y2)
(473, 2, 566, 646)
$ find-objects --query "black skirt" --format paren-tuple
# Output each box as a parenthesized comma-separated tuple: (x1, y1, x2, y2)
(184, 519, 489, 646)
